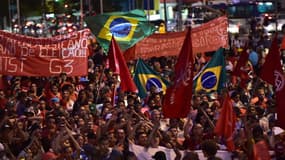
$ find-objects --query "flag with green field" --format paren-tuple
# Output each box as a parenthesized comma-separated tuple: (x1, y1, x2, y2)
(85, 9, 156, 52)
(193, 48, 227, 93)
(134, 59, 169, 98)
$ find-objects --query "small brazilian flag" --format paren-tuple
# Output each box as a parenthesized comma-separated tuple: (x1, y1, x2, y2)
(134, 59, 169, 98)
(193, 48, 227, 93)
(85, 9, 156, 52)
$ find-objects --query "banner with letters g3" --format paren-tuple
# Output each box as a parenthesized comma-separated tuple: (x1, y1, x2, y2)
(0, 29, 90, 76)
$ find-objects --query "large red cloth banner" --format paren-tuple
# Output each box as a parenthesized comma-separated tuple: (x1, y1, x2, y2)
(124, 31, 186, 61)
(124, 16, 228, 61)
(191, 16, 228, 53)
(0, 29, 90, 76)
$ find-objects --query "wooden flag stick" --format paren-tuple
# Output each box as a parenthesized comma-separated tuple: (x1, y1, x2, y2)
(198, 107, 216, 129)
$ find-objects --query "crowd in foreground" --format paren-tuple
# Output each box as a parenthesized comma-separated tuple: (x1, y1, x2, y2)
(0, 28, 285, 160)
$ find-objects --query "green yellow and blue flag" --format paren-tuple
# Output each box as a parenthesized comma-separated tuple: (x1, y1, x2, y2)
(134, 59, 169, 98)
(85, 9, 156, 52)
(193, 48, 226, 93)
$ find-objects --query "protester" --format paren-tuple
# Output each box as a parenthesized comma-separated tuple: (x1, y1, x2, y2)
(201, 140, 222, 160)
(1, 17, 285, 160)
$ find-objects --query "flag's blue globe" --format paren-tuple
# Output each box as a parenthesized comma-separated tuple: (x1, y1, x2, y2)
(109, 18, 132, 38)
(201, 71, 217, 89)
(146, 77, 162, 92)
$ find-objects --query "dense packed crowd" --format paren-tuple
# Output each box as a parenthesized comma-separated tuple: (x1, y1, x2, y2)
(0, 28, 285, 160)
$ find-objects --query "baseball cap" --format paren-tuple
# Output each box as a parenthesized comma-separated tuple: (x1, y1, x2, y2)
(50, 97, 60, 103)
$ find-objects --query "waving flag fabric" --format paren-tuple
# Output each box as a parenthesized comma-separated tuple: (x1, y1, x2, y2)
(260, 35, 283, 85)
(162, 28, 194, 118)
(107, 36, 138, 93)
(133, 59, 169, 98)
(194, 48, 226, 93)
(232, 47, 250, 88)
(85, 9, 156, 52)
(259, 35, 285, 129)
(214, 92, 236, 151)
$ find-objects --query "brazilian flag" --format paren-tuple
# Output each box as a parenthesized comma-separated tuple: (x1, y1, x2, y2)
(194, 48, 227, 93)
(134, 59, 169, 98)
(85, 9, 156, 52)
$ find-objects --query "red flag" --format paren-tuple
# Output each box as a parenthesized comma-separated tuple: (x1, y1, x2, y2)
(214, 92, 236, 151)
(260, 35, 285, 129)
(162, 28, 194, 118)
(107, 36, 138, 93)
(260, 35, 282, 85)
(281, 34, 285, 50)
(0, 75, 5, 90)
(276, 80, 285, 129)
(232, 48, 250, 88)
(253, 140, 271, 160)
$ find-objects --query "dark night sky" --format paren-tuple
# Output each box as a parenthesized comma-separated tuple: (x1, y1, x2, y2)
(0, 0, 9, 17)
(0, 0, 42, 18)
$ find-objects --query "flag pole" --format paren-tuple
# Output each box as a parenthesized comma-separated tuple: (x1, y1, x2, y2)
(100, 0, 103, 14)
(95, 65, 106, 105)
(80, 0, 84, 29)
(16, 0, 21, 33)
(177, 0, 183, 31)
(8, 0, 12, 32)
(275, 0, 278, 32)
(163, 0, 168, 32)
(147, 0, 150, 22)
(198, 107, 215, 129)
(88, 0, 92, 16)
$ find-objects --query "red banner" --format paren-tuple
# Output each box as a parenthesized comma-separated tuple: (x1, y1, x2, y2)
(124, 16, 228, 61)
(0, 29, 90, 76)
(163, 28, 194, 118)
(124, 31, 186, 61)
(192, 16, 228, 53)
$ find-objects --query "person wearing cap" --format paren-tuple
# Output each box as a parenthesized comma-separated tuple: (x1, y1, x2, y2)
(48, 97, 61, 113)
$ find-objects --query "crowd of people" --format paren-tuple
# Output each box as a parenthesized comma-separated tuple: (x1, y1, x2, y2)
(0, 26, 285, 160)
